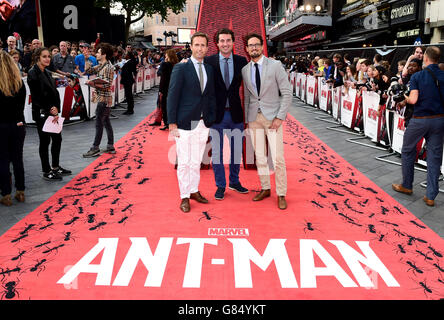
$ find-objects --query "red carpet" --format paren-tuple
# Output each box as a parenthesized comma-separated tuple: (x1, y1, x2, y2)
(0, 114, 443, 300)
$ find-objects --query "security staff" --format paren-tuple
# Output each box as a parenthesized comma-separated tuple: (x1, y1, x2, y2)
(392, 46, 444, 207)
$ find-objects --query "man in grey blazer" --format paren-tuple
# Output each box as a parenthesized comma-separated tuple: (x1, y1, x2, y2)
(242, 33, 292, 210)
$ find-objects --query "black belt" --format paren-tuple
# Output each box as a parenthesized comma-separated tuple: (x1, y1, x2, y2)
(412, 114, 444, 119)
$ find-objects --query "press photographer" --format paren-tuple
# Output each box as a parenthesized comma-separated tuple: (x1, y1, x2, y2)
(392, 46, 444, 207)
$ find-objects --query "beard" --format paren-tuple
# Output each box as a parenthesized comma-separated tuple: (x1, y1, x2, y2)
(250, 51, 262, 59)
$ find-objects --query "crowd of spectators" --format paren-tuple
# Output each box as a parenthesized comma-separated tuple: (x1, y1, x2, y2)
(279, 46, 444, 122)
(0, 30, 192, 207)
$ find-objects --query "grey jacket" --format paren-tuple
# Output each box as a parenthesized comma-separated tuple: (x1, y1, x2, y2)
(242, 56, 292, 123)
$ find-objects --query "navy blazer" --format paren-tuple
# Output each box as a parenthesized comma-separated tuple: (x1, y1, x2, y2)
(167, 59, 216, 130)
(204, 54, 248, 124)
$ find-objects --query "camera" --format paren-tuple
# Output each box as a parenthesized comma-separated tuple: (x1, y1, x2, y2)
(388, 77, 409, 103)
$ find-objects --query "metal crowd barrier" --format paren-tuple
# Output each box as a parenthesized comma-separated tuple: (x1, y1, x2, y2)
(23, 64, 161, 125)
(290, 71, 443, 184)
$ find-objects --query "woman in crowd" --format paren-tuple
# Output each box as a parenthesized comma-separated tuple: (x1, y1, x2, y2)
(27, 47, 71, 181)
(158, 48, 179, 131)
(344, 64, 358, 88)
(401, 58, 422, 85)
(402, 46, 424, 79)
(0, 51, 27, 206)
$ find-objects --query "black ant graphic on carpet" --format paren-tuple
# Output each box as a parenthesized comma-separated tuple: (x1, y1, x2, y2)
(1, 280, 20, 300)
(198, 211, 221, 222)
(301, 220, 322, 234)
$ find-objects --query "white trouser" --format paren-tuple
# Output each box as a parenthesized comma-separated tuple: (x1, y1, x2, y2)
(175, 120, 210, 199)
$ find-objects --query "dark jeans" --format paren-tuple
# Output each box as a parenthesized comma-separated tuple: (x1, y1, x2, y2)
(36, 119, 62, 173)
(93, 102, 114, 149)
(401, 117, 444, 200)
(210, 111, 245, 188)
(124, 83, 134, 112)
(0, 124, 26, 196)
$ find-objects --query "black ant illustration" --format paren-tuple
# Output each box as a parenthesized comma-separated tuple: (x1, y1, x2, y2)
(428, 245, 443, 258)
(433, 262, 444, 274)
(302, 220, 322, 234)
(39, 222, 54, 231)
(42, 244, 65, 255)
(138, 178, 150, 185)
(0, 264, 22, 280)
(1, 280, 20, 300)
(63, 232, 76, 242)
(64, 216, 80, 226)
(11, 250, 27, 262)
(10, 233, 28, 245)
(89, 222, 107, 231)
(30, 259, 47, 275)
(19, 224, 35, 236)
(118, 216, 129, 224)
(415, 250, 433, 261)
(87, 214, 96, 224)
(393, 244, 406, 255)
(410, 220, 426, 229)
(410, 279, 435, 298)
(198, 211, 221, 222)
(406, 261, 424, 276)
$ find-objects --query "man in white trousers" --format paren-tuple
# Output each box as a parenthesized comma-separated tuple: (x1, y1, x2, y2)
(167, 32, 217, 212)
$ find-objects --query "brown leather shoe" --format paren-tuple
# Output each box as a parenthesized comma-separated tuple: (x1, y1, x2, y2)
(180, 198, 190, 213)
(0, 194, 13, 207)
(278, 196, 287, 210)
(423, 196, 435, 207)
(392, 184, 413, 195)
(15, 191, 25, 203)
(190, 192, 209, 204)
(253, 189, 271, 202)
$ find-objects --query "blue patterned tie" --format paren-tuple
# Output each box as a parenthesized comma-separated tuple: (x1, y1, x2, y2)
(224, 58, 230, 90)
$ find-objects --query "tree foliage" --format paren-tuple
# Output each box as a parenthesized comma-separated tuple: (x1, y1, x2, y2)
(94, 0, 187, 42)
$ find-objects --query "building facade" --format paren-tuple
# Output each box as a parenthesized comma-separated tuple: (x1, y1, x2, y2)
(266, 0, 441, 55)
(142, 0, 200, 47)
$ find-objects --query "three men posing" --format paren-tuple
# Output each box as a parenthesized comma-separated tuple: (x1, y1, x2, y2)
(167, 30, 291, 213)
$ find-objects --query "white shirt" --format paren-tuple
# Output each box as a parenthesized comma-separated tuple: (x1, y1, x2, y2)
(190, 56, 207, 92)
(250, 55, 265, 93)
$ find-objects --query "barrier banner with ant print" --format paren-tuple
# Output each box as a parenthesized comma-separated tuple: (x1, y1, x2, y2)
(0, 112, 443, 300)
(362, 91, 380, 143)
(341, 87, 358, 129)
(306, 76, 316, 106)
(318, 79, 330, 113)
(332, 86, 341, 121)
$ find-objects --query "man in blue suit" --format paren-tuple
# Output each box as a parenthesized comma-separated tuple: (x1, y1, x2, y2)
(205, 28, 249, 201)
(167, 32, 217, 213)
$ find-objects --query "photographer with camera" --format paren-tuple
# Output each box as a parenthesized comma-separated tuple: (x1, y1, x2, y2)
(392, 46, 444, 207)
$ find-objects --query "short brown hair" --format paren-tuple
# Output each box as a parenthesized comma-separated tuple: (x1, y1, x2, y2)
(215, 28, 235, 43)
(425, 46, 441, 63)
(245, 33, 263, 45)
(96, 42, 114, 60)
(191, 32, 209, 45)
